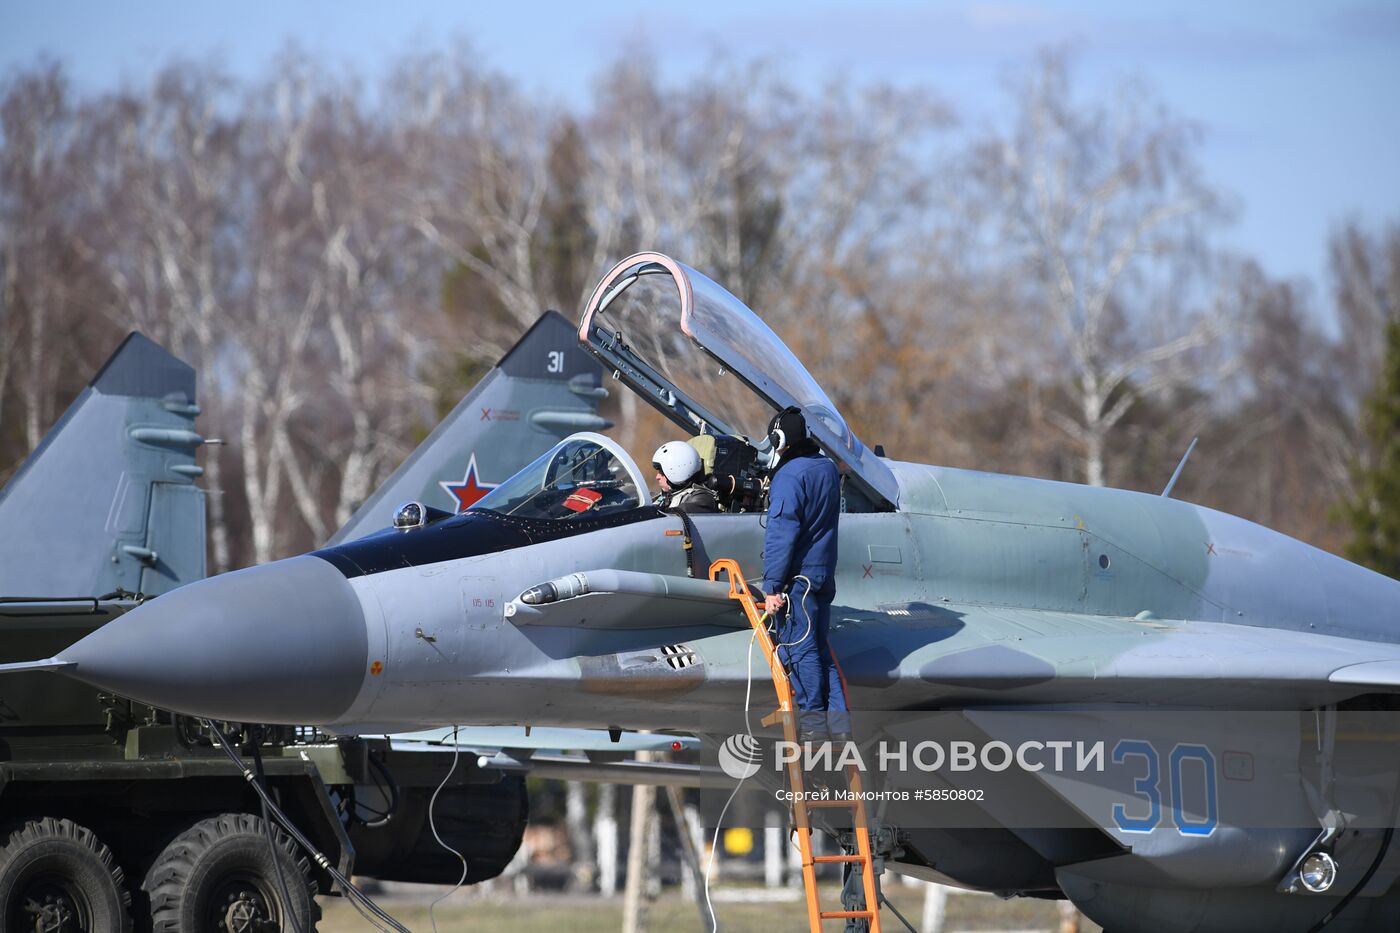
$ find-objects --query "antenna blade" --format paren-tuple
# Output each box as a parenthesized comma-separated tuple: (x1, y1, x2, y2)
(1161, 436, 1199, 498)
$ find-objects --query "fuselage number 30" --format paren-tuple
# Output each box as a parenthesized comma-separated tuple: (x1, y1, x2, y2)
(1112, 739, 1218, 837)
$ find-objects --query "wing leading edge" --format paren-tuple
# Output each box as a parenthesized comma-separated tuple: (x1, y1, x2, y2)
(840, 603, 1400, 708)
(524, 578, 1400, 708)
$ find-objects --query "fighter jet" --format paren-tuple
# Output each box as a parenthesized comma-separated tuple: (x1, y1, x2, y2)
(9, 253, 1400, 932)
(0, 332, 209, 721)
(0, 332, 207, 597)
(330, 309, 610, 543)
(0, 321, 712, 914)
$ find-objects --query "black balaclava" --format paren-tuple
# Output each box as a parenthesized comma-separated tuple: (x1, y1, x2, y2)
(768, 407, 819, 475)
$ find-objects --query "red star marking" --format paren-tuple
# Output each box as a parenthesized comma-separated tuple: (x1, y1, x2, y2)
(440, 453, 497, 512)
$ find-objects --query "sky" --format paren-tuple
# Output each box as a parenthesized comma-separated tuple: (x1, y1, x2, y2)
(3, 1, 1398, 318)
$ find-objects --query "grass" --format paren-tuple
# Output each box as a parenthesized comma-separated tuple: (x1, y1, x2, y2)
(316, 885, 1101, 932)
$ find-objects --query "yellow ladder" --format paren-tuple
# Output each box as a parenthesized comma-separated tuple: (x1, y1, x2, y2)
(709, 558, 882, 932)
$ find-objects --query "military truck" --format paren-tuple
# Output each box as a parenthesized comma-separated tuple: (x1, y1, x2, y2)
(0, 335, 526, 932)
(0, 608, 528, 932)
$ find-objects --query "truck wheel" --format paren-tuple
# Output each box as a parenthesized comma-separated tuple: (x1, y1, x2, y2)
(0, 816, 134, 933)
(142, 814, 319, 933)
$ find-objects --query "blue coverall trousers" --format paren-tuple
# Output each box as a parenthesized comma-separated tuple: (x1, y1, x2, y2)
(773, 575, 850, 737)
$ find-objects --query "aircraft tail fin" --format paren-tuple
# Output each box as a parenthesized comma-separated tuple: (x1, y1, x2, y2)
(329, 310, 609, 544)
(0, 333, 207, 597)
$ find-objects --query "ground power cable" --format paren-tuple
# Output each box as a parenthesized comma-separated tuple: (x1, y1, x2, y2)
(205, 721, 414, 933)
(249, 734, 303, 933)
(701, 578, 817, 933)
(207, 723, 403, 933)
(1303, 756, 1400, 932)
(428, 725, 470, 933)
(702, 622, 760, 933)
(879, 891, 918, 933)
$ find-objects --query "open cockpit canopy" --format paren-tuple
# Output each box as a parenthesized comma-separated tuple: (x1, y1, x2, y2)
(578, 252, 900, 508)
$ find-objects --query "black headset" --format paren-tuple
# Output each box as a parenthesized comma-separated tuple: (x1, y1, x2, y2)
(768, 407, 806, 452)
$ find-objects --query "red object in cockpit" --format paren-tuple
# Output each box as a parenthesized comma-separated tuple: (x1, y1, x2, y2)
(563, 487, 603, 512)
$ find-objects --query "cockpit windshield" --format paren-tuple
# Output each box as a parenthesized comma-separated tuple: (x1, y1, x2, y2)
(468, 432, 651, 521)
(578, 252, 901, 508)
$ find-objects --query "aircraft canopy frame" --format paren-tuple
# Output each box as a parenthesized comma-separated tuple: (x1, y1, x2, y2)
(578, 252, 900, 508)
(468, 432, 652, 520)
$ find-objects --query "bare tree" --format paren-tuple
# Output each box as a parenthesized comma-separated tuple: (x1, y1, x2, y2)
(969, 51, 1233, 486)
(1331, 221, 1400, 411)
(1168, 260, 1347, 545)
(391, 51, 555, 345)
(1, 46, 1379, 567)
(231, 59, 437, 558)
(75, 63, 244, 571)
(580, 57, 955, 455)
(268, 64, 438, 541)
(0, 65, 104, 460)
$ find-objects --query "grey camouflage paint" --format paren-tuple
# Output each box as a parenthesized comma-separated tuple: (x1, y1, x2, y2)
(28, 259, 1400, 932)
(0, 333, 206, 598)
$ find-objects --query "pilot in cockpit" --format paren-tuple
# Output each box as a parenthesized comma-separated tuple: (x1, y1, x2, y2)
(651, 441, 719, 514)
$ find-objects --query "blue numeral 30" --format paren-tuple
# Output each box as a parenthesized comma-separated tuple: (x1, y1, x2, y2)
(1112, 740, 1217, 836)
(1112, 740, 1161, 833)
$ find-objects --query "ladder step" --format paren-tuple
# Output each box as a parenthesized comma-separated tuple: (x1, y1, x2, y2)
(708, 560, 883, 933)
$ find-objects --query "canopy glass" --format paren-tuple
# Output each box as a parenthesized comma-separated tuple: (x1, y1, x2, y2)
(578, 253, 899, 507)
(470, 432, 651, 521)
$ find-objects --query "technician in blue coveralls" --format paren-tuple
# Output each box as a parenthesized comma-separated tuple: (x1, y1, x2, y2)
(761, 407, 851, 740)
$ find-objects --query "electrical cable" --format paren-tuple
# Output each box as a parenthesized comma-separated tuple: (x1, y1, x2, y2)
(204, 721, 413, 933)
(702, 622, 761, 933)
(210, 725, 401, 933)
(212, 735, 395, 933)
(353, 752, 400, 828)
(428, 725, 470, 933)
(773, 574, 814, 651)
(879, 891, 919, 933)
(701, 575, 826, 931)
(1303, 752, 1400, 932)
(249, 734, 303, 933)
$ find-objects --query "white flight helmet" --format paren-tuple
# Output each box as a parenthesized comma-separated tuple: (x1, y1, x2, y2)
(652, 441, 703, 486)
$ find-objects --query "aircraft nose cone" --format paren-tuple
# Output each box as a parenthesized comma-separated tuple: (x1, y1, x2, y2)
(58, 555, 367, 724)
